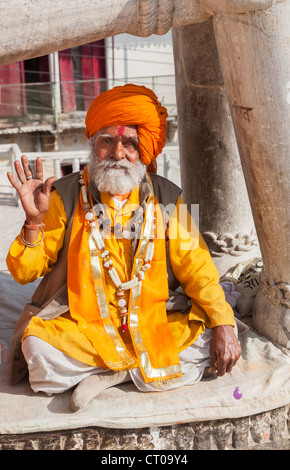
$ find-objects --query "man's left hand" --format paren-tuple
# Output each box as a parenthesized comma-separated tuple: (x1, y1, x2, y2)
(208, 325, 242, 376)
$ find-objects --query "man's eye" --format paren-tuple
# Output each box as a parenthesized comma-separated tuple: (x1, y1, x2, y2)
(124, 141, 137, 150)
(101, 138, 112, 145)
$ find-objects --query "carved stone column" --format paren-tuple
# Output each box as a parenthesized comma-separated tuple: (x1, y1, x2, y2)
(172, 20, 260, 276)
(0, 0, 210, 65)
(209, 1, 290, 348)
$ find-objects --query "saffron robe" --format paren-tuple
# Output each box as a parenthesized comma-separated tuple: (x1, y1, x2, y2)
(7, 172, 234, 384)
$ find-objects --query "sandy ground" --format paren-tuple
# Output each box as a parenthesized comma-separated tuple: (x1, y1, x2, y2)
(0, 199, 24, 271)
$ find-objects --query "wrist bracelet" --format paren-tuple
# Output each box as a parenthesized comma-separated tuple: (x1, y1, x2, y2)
(20, 226, 45, 247)
(23, 221, 45, 230)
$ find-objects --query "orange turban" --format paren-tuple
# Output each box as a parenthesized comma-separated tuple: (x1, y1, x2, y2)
(85, 84, 168, 169)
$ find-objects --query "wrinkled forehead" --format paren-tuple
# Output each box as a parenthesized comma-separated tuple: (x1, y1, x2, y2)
(96, 125, 138, 138)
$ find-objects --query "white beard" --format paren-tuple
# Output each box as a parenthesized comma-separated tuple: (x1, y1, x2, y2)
(87, 149, 147, 195)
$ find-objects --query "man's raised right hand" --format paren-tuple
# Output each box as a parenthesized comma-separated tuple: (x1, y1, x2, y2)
(7, 155, 56, 225)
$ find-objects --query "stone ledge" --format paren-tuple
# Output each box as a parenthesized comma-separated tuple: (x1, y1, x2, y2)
(0, 405, 289, 450)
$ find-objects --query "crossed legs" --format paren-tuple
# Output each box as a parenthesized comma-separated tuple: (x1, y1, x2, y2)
(22, 322, 239, 411)
(21, 336, 131, 410)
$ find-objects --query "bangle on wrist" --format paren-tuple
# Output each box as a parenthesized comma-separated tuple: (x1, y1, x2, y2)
(20, 226, 45, 247)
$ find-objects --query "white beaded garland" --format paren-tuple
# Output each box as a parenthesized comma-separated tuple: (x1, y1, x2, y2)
(144, 242, 154, 263)
(92, 230, 103, 250)
(79, 170, 156, 332)
(142, 263, 151, 271)
(85, 211, 94, 221)
(100, 249, 109, 258)
(81, 186, 88, 204)
(117, 298, 126, 308)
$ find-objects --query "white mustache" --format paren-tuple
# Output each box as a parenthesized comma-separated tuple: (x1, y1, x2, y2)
(99, 159, 133, 171)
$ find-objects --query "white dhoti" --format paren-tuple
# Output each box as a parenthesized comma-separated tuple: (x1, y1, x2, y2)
(21, 322, 238, 396)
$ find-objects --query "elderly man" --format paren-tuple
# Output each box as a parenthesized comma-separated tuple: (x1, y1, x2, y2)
(7, 84, 241, 411)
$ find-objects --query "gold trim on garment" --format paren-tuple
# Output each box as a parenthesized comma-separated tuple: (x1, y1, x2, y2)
(128, 174, 182, 382)
(88, 241, 137, 369)
(88, 173, 181, 380)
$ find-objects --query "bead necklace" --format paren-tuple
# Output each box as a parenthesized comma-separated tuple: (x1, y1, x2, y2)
(79, 171, 156, 332)
(95, 207, 143, 240)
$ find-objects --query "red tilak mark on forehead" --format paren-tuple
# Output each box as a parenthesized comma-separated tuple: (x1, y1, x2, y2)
(117, 126, 125, 135)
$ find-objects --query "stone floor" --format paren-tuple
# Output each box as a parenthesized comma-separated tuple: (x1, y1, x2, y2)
(0, 405, 289, 450)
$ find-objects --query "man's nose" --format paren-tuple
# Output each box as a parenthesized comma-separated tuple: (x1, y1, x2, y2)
(112, 141, 125, 160)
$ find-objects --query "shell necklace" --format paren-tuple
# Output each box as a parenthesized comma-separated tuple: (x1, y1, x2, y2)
(79, 170, 156, 332)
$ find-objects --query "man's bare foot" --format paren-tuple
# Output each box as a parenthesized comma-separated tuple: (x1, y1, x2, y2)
(70, 370, 131, 411)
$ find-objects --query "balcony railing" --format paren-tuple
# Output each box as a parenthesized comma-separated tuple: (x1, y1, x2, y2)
(0, 75, 177, 121)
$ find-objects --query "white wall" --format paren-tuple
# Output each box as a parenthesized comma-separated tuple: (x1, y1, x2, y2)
(105, 32, 177, 117)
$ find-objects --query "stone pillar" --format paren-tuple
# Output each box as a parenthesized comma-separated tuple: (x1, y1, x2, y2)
(172, 20, 260, 276)
(209, 2, 290, 348)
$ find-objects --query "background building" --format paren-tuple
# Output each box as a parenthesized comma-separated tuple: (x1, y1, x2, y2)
(0, 32, 180, 201)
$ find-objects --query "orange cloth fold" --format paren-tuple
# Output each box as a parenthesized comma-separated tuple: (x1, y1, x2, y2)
(85, 84, 168, 168)
(66, 167, 181, 381)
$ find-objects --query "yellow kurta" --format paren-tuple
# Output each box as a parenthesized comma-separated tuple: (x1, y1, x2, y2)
(6, 187, 234, 368)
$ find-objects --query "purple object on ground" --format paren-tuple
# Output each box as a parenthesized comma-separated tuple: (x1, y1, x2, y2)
(233, 387, 243, 400)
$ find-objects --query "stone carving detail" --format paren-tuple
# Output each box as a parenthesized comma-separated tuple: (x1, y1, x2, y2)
(0, 405, 288, 450)
(138, 0, 174, 35)
(203, 230, 258, 257)
(260, 272, 290, 309)
(0, 0, 212, 66)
